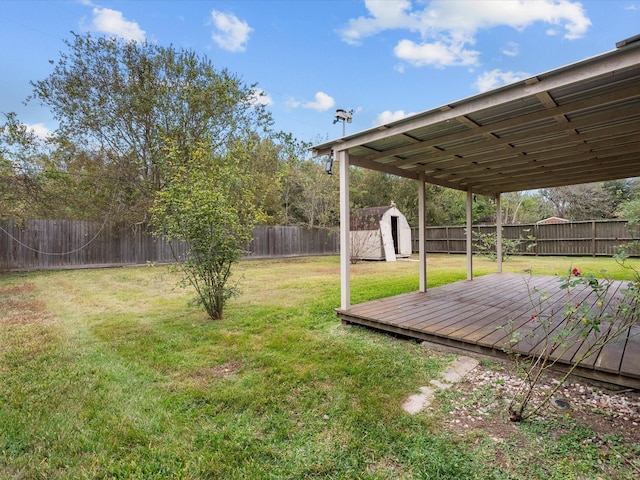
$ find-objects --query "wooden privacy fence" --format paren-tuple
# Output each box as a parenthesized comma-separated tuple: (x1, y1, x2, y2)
(249, 225, 338, 258)
(411, 220, 640, 257)
(5, 219, 638, 271)
(0, 220, 339, 272)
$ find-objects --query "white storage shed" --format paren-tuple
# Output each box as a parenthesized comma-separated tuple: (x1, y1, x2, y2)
(350, 204, 412, 261)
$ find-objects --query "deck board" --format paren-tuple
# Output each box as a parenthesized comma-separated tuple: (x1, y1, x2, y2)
(620, 330, 640, 378)
(338, 273, 640, 389)
(593, 332, 628, 374)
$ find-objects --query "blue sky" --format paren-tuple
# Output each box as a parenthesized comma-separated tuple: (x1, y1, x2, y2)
(2, 0, 639, 149)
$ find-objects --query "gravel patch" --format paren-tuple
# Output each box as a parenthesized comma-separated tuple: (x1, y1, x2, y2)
(444, 356, 640, 443)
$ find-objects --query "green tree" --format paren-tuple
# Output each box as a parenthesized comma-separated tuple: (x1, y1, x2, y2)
(27, 32, 271, 223)
(350, 169, 395, 211)
(1, 112, 137, 222)
(0, 113, 62, 219)
(1, 113, 38, 218)
(296, 160, 339, 228)
(350, 171, 420, 226)
(44, 140, 134, 221)
(21, 32, 278, 319)
(541, 181, 635, 221)
(151, 140, 260, 320)
(500, 191, 548, 224)
(390, 177, 419, 226)
(618, 198, 640, 225)
(251, 133, 311, 226)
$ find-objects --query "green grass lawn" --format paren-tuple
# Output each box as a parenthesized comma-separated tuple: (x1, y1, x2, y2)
(1, 254, 638, 479)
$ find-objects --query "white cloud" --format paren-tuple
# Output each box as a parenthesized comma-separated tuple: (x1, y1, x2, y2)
(303, 92, 335, 112)
(373, 110, 417, 126)
(501, 41, 519, 57)
(394, 38, 480, 68)
(285, 97, 302, 109)
(473, 68, 530, 92)
(26, 123, 51, 140)
(90, 7, 145, 42)
(286, 92, 336, 112)
(340, 0, 419, 45)
(394, 63, 406, 73)
(210, 10, 252, 52)
(340, 0, 591, 68)
(249, 89, 273, 107)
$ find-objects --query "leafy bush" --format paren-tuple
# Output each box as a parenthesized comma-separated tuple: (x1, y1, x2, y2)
(472, 229, 536, 261)
(151, 140, 260, 320)
(503, 264, 640, 422)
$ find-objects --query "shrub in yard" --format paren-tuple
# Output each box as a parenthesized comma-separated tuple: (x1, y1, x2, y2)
(472, 229, 535, 261)
(151, 140, 260, 320)
(502, 265, 639, 422)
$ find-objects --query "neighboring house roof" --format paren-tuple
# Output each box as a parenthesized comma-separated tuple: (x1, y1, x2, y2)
(537, 216, 570, 224)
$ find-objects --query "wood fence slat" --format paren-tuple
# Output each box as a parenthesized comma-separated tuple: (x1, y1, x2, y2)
(414, 220, 640, 257)
(0, 221, 340, 271)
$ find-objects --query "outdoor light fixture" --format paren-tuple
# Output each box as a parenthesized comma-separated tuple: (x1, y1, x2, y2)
(324, 154, 334, 175)
(333, 108, 353, 136)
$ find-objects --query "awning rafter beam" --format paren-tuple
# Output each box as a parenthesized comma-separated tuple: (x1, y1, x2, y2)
(356, 82, 640, 167)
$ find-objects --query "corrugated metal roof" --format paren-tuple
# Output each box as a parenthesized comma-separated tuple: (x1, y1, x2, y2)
(312, 39, 640, 196)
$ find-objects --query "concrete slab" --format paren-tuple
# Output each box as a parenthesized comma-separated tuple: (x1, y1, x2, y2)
(402, 355, 479, 414)
(441, 356, 480, 383)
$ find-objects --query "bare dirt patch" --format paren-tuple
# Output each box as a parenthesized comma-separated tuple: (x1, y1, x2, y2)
(173, 360, 244, 389)
(0, 282, 53, 325)
(0, 283, 36, 295)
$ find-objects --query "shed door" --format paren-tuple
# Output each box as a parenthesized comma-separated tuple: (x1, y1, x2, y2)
(391, 216, 399, 254)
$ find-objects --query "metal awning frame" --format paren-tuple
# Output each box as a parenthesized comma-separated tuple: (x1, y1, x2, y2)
(312, 40, 640, 310)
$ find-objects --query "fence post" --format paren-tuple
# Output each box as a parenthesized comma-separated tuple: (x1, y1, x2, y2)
(446, 226, 450, 254)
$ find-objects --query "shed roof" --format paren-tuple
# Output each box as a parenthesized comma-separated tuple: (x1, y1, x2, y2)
(350, 206, 395, 230)
(312, 37, 640, 197)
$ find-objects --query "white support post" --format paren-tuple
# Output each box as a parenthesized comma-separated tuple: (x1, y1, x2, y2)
(338, 149, 350, 310)
(418, 172, 426, 292)
(466, 188, 473, 281)
(496, 193, 503, 274)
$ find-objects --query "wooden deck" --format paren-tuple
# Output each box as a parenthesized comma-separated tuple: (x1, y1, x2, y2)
(338, 273, 640, 389)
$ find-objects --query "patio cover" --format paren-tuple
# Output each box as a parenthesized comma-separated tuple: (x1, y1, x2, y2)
(312, 37, 640, 310)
